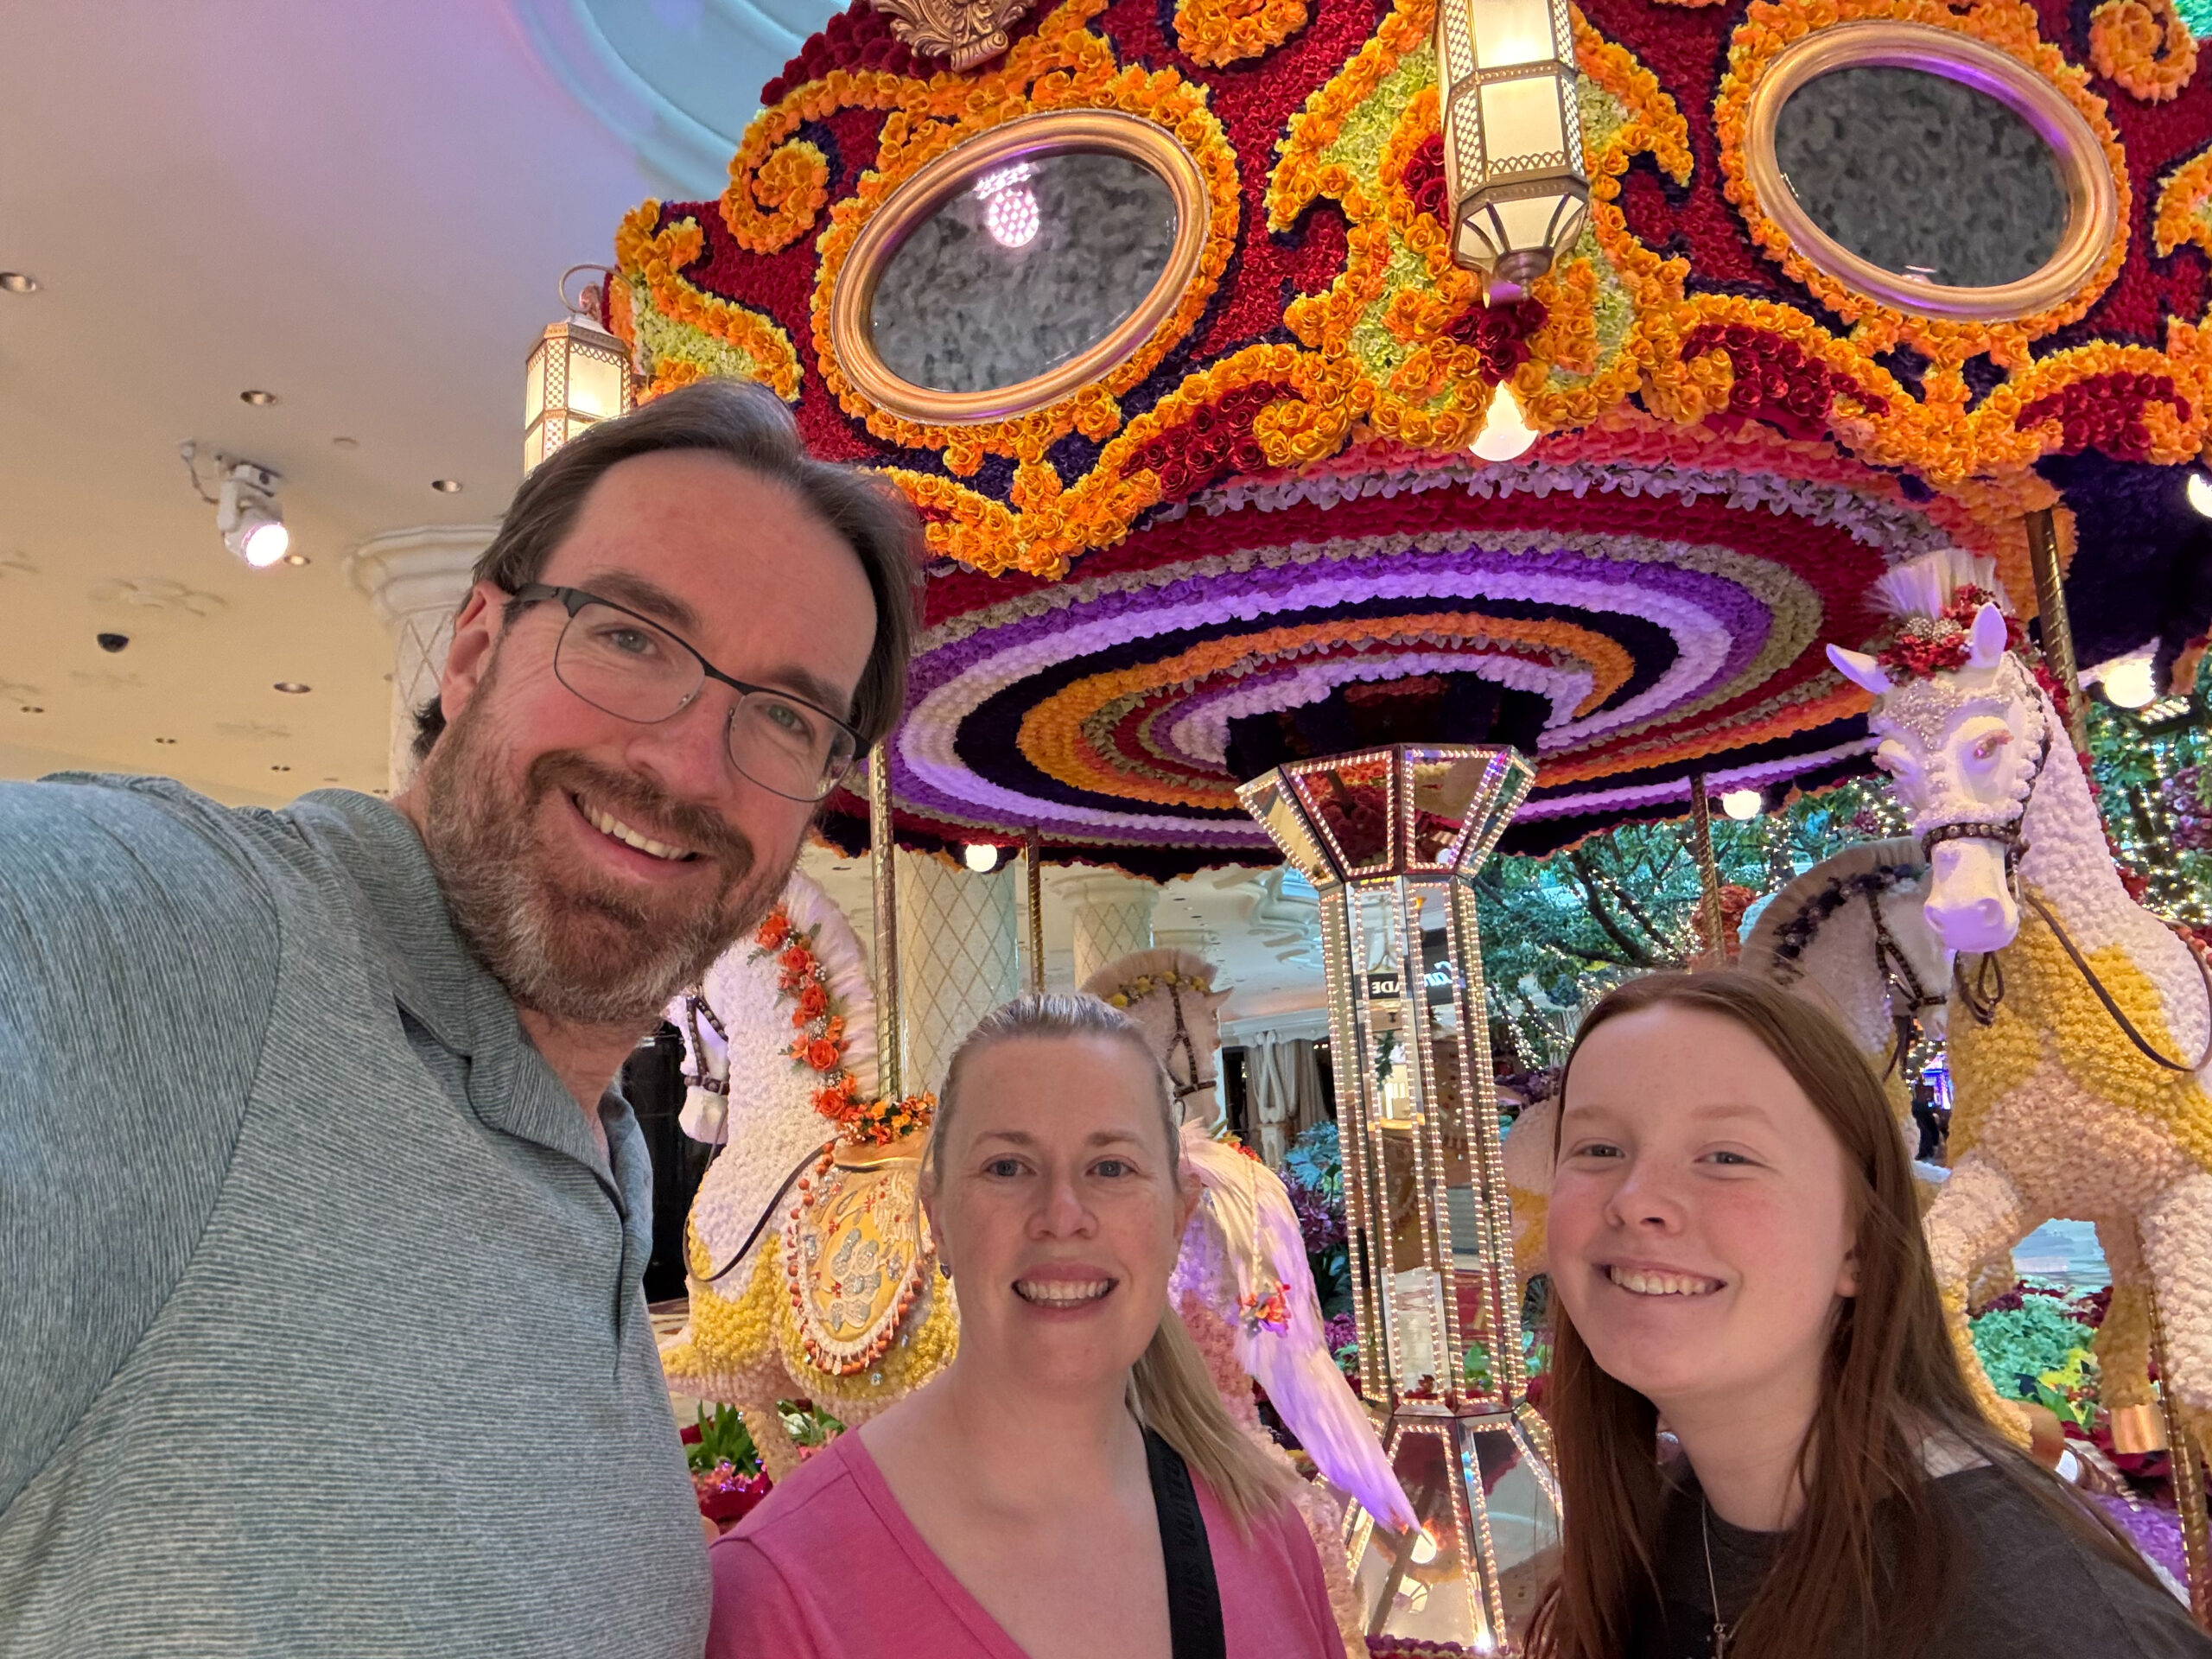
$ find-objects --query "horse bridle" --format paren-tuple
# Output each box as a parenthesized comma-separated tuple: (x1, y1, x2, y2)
(1867, 890, 1946, 1079)
(1161, 981, 1220, 1105)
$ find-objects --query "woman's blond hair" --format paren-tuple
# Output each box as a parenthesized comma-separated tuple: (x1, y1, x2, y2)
(923, 991, 1296, 1532)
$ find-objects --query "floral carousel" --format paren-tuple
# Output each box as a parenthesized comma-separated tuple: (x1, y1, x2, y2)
(580, 0, 2212, 1643)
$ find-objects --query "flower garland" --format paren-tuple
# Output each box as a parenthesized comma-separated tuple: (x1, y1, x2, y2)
(754, 905, 935, 1146)
(1872, 584, 2029, 680)
(613, 207, 803, 401)
(1173, 0, 1311, 67)
(2089, 0, 2197, 103)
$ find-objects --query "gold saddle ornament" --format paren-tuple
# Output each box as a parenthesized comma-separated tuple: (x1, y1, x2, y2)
(781, 1130, 938, 1375)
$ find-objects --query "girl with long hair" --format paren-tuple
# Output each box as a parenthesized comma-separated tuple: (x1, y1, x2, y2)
(706, 993, 1339, 1658)
(1526, 970, 2206, 1659)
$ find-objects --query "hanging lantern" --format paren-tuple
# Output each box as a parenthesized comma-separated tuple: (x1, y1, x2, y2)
(1239, 745, 1561, 1649)
(524, 267, 633, 472)
(1433, 0, 1589, 302)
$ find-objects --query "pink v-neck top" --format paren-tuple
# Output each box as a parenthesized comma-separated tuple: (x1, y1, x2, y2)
(706, 1430, 1341, 1658)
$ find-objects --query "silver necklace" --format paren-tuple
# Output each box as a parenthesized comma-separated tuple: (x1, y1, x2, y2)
(1700, 1497, 1732, 1658)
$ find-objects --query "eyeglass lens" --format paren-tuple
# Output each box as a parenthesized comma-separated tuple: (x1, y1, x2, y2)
(551, 601, 856, 801)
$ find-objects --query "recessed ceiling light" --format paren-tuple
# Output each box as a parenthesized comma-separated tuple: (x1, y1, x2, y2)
(20, 704, 44, 713)
(270, 764, 292, 772)
(431, 478, 463, 493)
(283, 552, 310, 566)
(331, 435, 359, 450)
(155, 736, 177, 745)
(240, 389, 278, 407)
(273, 682, 311, 694)
(0, 272, 38, 296)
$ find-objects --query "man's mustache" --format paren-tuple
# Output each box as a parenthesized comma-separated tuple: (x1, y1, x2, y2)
(524, 751, 755, 879)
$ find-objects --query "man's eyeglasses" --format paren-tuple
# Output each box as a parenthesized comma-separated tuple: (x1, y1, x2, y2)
(511, 582, 861, 803)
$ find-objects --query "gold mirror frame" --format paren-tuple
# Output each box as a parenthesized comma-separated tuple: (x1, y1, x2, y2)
(1743, 22, 2120, 323)
(826, 111, 1211, 426)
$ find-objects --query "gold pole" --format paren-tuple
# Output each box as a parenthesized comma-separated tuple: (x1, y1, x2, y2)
(868, 741, 901, 1098)
(1687, 770, 1726, 966)
(2025, 507, 2090, 753)
(1024, 823, 1046, 995)
(2151, 1278, 2212, 1630)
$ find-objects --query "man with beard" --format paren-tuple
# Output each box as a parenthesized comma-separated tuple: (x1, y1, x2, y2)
(0, 378, 920, 1656)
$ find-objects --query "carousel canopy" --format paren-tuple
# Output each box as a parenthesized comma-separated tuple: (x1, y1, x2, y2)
(603, 0, 2212, 874)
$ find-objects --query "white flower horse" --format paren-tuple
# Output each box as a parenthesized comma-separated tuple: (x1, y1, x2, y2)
(1827, 549, 2210, 1448)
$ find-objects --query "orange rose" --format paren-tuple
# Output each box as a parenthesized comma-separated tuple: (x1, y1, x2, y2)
(804, 1038, 840, 1071)
(798, 982, 830, 1020)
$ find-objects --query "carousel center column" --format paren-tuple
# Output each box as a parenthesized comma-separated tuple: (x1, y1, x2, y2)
(346, 525, 499, 791)
(1239, 744, 1560, 1651)
(1065, 874, 1158, 988)
(896, 850, 1020, 1098)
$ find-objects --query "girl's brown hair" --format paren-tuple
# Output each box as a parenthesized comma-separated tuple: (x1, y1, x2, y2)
(923, 992, 1295, 1532)
(1526, 970, 2155, 1659)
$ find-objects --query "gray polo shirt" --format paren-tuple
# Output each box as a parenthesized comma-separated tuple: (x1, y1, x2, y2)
(0, 776, 709, 1656)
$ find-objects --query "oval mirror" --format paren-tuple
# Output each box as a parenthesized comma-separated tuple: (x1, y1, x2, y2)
(1742, 23, 2119, 322)
(1773, 66, 2064, 289)
(830, 111, 1210, 425)
(872, 151, 1179, 395)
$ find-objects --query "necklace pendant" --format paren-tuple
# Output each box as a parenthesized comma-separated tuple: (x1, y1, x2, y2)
(1711, 1620, 1732, 1658)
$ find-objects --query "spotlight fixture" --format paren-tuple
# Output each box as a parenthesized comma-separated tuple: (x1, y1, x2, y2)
(0, 272, 38, 295)
(430, 478, 463, 493)
(974, 162, 1041, 251)
(963, 842, 1001, 872)
(1471, 379, 1537, 461)
(283, 552, 310, 567)
(272, 682, 311, 695)
(239, 389, 278, 407)
(216, 460, 289, 568)
(1719, 787, 1764, 821)
(2189, 473, 2212, 519)
(97, 632, 129, 653)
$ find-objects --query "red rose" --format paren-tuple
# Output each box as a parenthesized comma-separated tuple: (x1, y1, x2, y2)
(798, 982, 830, 1019)
(779, 945, 811, 974)
(804, 1038, 840, 1071)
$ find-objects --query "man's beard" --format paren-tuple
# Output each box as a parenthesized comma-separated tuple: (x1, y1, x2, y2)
(416, 667, 788, 1033)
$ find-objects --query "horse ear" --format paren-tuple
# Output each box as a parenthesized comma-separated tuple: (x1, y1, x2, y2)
(1966, 602, 2010, 671)
(1826, 643, 1893, 697)
(1204, 987, 1231, 1014)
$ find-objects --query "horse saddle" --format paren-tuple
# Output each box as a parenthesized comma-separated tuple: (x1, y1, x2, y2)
(779, 1132, 935, 1376)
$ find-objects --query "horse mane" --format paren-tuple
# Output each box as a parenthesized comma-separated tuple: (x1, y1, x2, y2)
(1080, 946, 1218, 1002)
(1870, 548, 2013, 622)
(1741, 837, 1924, 980)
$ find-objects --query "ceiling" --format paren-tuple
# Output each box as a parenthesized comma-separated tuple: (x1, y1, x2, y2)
(0, 0, 819, 802)
(0, 0, 1329, 1022)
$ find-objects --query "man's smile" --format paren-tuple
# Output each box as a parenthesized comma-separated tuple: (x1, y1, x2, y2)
(572, 791, 700, 863)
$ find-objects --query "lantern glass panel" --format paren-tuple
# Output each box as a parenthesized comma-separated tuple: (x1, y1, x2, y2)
(1241, 773, 1332, 883)
(524, 345, 549, 426)
(1477, 75, 1567, 168)
(1289, 757, 1395, 875)
(567, 349, 627, 423)
(1471, 0, 1557, 68)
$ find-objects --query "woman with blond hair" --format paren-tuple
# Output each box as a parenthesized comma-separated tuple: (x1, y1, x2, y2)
(706, 993, 1339, 1658)
(1529, 971, 2207, 1659)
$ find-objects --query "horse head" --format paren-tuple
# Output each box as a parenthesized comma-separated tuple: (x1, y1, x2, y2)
(1827, 552, 2055, 957)
(1081, 947, 1230, 1128)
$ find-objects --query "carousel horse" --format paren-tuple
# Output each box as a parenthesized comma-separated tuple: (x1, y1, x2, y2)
(657, 870, 955, 1479)
(1503, 840, 1956, 1294)
(1827, 548, 2202, 1450)
(1087, 950, 1415, 1656)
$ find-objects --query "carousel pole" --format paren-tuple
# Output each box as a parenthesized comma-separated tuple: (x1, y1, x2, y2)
(2025, 507, 2091, 753)
(868, 741, 901, 1098)
(2151, 1280, 2212, 1630)
(1687, 770, 1726, 966)
(1023, 824, 1046, 995)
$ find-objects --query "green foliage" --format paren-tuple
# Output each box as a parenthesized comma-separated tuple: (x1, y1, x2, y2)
(1478, 779, 1906, 1069)
(687, 1403, 760, 1476)
(1282, 1121, 1342, 1202)
(1969, 1294, 2096, 1404)
(2081, 669, 2212, 928)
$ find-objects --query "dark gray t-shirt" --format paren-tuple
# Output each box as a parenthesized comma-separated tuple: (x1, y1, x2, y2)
(0, 777, 709, 1656)
(1640, 1464, 2210, 1658)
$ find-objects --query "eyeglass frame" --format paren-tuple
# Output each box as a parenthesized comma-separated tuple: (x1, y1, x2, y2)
(507, 581, 865, 801)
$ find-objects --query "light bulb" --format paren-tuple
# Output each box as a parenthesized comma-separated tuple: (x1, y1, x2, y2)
(2189, 473, 2212, 518)
(1720, 787, 1763, 821)
(2102, 655, 2158, 709)
(239, 518, 290, 568)
(984, 185, 1039, 249)
(963, 842, 1000, 872)
(1409, 1528, 1439, 1565)
(1471, 380, 1536, 461)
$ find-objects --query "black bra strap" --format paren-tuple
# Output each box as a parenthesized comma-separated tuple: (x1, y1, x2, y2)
(1144, 1428, 1226, 1659)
